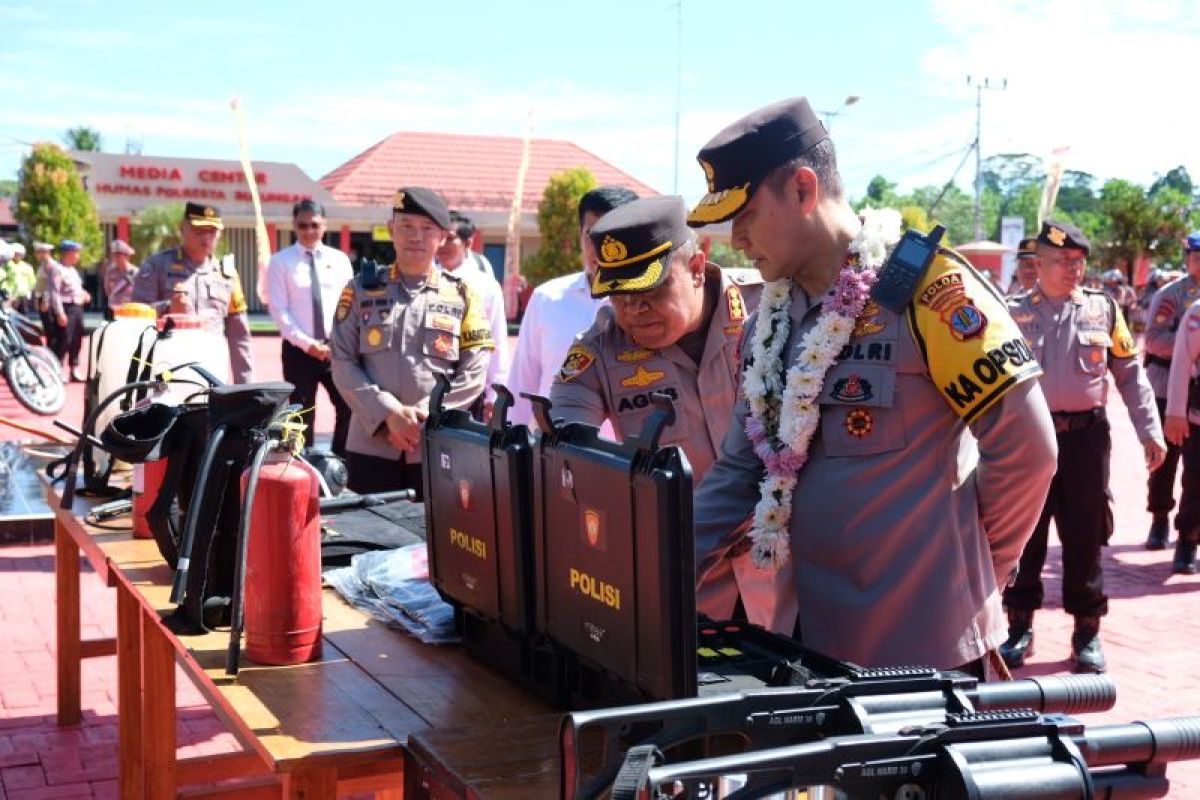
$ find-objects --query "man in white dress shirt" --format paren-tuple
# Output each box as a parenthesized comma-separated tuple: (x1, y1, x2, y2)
(266, 199, 354, 454)
(437, 212, 510, 419)
(507, 186, 639, 425)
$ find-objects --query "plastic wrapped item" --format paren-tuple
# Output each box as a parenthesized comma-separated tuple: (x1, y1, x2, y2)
(324, 544, 459, 645)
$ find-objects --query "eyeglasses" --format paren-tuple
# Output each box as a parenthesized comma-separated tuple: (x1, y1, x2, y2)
(295, 221, 324, 230)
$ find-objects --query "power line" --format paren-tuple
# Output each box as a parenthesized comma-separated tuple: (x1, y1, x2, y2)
(928, 141, 978, 217)
(967, 76, 1007, 239)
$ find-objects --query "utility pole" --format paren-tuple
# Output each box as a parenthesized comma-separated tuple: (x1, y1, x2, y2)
(672, 0, 683, 194)
(967, 76, 1006, 241)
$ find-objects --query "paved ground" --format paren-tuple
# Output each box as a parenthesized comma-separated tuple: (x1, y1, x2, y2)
(3, 333, 1200, 796)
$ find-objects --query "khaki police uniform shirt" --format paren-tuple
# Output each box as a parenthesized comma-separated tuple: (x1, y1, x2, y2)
(330, 264, 494, 463)
(132, 247, 254, 383)
(1145, 274, 1200, 398)
(694, 249, 1058, 669)
(549, 266, 760, 483)
(1166, 299, 1200, 424)
(1009, 286, 1161, 443)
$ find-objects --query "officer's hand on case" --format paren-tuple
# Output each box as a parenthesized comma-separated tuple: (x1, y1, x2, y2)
(1145, 438, 1169, 471)
(385, 406, 427, 451)
(1164, 416, 1190, 448)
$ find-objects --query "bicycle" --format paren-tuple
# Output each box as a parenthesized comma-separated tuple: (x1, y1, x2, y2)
(0, 290, 66, 415)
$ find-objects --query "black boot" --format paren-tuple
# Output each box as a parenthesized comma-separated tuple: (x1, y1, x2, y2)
(1146, 514, 1170, 550)
(1071, 615, 1106, 674)
(1173, 539, 1197, 574)
(999, 608, 1035, 668)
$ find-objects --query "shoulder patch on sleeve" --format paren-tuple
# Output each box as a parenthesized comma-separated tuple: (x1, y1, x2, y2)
(458, 283, 495, 351)
(1108, 296, 1138, 358)
(228, 280, 248, 315)
(556, 343, 597, 383)
(334, 285, 354, 322)
(910, 253, 1041, 423)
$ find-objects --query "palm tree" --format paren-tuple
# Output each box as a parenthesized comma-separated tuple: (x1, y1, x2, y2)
(63, 126, 103, 152)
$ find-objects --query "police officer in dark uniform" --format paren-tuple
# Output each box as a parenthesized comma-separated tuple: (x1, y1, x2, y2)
(132, 202, 255, 382)
(1000, 220, 1166, 673)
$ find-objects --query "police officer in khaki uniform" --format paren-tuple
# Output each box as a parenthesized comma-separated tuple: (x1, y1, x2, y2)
(1143, 234, 1200, 551)
(548, 196, 796, 632)
(687, 97, 1058, 673)
(1000, 220, 1166, 674)
(330, 187, 494, 498)
(1007, 238, 1039, 297)
(132, 202, 254, 382)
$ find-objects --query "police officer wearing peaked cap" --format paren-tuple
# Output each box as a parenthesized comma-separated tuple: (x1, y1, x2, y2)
(1000, 220, 1165, 674)
(1143, 232, 1200, 550)
(1007, 238, 1040, 297)
(548, 196, 796, 632)
(132, 202, 255, 382)
(330, 186, 495, 498)
(687, 96, 1058, 673)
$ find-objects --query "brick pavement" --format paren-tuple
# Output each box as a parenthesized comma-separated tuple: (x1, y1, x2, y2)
(2, 335, 1200, 796)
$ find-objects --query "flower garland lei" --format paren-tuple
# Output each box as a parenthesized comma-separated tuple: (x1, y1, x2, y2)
(742, 208, 903, 570)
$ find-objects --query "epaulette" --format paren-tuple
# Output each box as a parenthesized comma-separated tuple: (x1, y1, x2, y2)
(724, 267, 763, 286)
(219, 254, 237, 279)
(357, 259, 384, 290)
(870, 225, 946, 313)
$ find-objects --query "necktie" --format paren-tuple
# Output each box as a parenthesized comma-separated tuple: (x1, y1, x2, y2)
(308, 250, 326, 341)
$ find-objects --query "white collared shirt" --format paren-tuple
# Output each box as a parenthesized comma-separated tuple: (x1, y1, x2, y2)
(266, 242, 354, 349)
(441, 259, 510, 404)
(507, 270, 606, 425)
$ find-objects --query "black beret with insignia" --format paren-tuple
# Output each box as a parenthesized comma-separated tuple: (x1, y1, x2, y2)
(589, 195, 689, 298)
(1037, 219, 1090, 256)
(688, 96, 828, 227)
(1016, 237, 1039, 259)
(392, 186, 451, 230)
(184, 202, 224, 229)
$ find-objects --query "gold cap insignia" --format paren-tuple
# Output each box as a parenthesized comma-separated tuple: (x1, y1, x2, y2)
(600, 235, 628, 264)
(393, 190, 406, 209)
(1047, 226, 1066, 246)
(202, 207, 215, 218)
(700, 159, 716, 192)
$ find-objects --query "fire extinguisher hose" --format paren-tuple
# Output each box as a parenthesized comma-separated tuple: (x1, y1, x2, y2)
(226, 435, 277, 676)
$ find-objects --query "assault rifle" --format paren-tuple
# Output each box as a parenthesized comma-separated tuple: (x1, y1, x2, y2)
(562, 668, 1116, 799)
(614, 710, 1200, 800)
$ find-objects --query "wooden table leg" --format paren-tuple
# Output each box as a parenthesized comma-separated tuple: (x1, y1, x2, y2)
(55, 516, 82, 726)
(142, 613, 177, 799)
(281, 767, 338, 799)
(117, 583, 144, 800)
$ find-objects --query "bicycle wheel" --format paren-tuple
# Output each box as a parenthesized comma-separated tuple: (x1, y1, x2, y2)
(5, 346, 67, 415)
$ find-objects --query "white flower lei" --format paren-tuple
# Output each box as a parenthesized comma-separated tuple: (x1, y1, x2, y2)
(741, 208, 903, 569)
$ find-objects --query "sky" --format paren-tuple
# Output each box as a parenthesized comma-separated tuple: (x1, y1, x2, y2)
(2, 0, 1198, 206)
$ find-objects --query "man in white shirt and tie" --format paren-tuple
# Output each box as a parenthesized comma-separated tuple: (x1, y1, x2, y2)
(507, 186, 638, 425)
(266, 199, 354, 454)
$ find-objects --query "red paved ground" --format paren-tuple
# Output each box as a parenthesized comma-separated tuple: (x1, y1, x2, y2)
(2, 334, 1200, 796)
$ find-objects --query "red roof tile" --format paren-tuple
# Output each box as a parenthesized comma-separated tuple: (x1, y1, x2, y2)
(320, 131, 659, 212)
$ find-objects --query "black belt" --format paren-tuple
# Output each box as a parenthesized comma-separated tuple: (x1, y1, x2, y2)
(1050, 408, 1106, 433)
(1145, 354, 1172, 369)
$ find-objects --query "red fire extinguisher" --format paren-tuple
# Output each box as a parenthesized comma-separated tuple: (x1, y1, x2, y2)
(232, 449, 323, 669)
(132, 459, 169, 539)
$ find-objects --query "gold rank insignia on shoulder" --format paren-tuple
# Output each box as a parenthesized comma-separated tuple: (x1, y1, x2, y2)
(621, 365, 665, 388)
(726, 284, 746, 323)
(557, 344, 597, 383)
(617, 348, 653, 362)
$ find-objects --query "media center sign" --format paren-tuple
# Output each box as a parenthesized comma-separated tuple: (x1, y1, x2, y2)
(72, 151, 334, 220)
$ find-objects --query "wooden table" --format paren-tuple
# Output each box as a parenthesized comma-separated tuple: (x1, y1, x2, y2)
(48, 476, 556, 799)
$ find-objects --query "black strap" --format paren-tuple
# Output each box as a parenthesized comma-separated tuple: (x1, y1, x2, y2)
(1145, 353, 1172, 369)
(610, 745, 663, 800)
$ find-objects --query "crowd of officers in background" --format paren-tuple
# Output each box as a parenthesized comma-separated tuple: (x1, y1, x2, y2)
(2, 103, 1200, 677)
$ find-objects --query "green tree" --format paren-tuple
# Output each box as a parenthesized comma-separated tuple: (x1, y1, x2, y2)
(14, 142, 102, 263)
(1149, 165, 1193, 199)
(0, 179, 16, 197)
(1097, 179, 1190, 270)
(708, 241, 752, 270)
(523, 167, 596, 287)
(1056, 171, 1100, 216)
(131, 203, 185, 259)
(63, 126, 103, 151)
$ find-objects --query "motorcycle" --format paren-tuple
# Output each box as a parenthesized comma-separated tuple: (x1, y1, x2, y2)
(0, 290, 66, 415)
